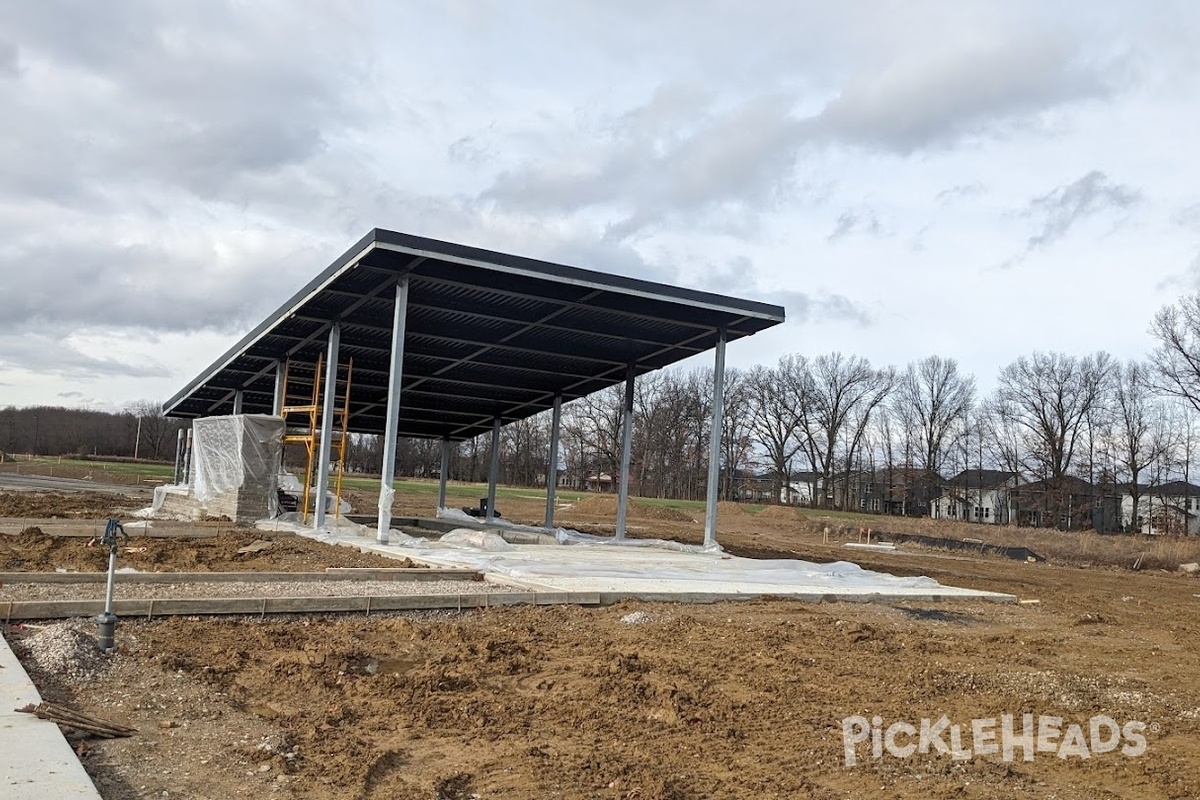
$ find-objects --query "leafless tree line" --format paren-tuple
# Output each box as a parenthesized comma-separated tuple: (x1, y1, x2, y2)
(0, 401, 187, 461)
(12, 293, 1200, 516)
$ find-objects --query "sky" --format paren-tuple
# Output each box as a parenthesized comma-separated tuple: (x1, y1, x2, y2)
(2, 0, 1200, 412)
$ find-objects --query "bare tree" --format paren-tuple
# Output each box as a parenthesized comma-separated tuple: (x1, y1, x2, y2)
(992, 351, 1113, 481)
(891, 356, 975, 478)
(1150, 293, 1200, 413)
(1108, 360, 1172, 531)
(747, 356, 810, 504)
(805, 353, 890, 509)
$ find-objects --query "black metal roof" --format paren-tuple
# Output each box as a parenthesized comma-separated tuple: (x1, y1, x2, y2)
(163, 229, 785, 441)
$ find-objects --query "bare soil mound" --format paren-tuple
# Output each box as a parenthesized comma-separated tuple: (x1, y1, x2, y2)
(0, 530, 409, 573)
(0, 490, 140, 519)
(756, 504, 799, 520)
(717, 501, 747, 516)
(565, 495, 694, 522)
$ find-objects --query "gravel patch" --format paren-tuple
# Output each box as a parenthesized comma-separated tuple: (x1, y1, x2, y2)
(9, 620, 113, 684)
(0, 579, 527, 601)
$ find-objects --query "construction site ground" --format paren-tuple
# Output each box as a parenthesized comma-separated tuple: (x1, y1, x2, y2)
(3, 483, 1200, 799)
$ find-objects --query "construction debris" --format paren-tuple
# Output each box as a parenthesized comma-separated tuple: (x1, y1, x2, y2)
(17, 701, 136, 738)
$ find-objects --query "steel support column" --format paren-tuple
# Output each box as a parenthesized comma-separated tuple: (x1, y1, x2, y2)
(377, 279, 410, 543)
(232, 390, 244, 415)
(438, 437, 450, 511)
(703, 329, 728, 548)
(486, 418, 501, 523)
(544, 393, 563, 528)
(172, 429, 184, 485)
(313, 322, 341, 530)
(615, 365, 635, 540)
(272, 360, 286, 416)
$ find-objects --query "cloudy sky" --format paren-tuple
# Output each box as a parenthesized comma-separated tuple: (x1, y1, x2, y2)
(2, 1, 1199, 411)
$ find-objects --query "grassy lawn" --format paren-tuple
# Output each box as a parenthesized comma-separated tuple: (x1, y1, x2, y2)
(0, 455, 857, 522)
(1, 456, 176, 480)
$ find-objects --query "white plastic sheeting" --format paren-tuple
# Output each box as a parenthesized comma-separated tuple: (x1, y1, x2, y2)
(191, 415, 285, 508)
(294, 522, 1014, 601)
(440, 528, 514, 551)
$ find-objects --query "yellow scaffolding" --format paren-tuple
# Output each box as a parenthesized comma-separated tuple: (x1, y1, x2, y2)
(279, 356, 354, 523)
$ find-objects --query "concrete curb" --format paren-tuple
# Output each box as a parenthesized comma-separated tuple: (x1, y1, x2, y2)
(0, 633, 102, 799)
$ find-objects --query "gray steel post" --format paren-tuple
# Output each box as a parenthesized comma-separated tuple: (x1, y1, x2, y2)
(182, 428, 193, 486)
(544, 393, 563, 528)
(172, 429, 184, 485)
(486, 417, 501, 522)
(703, 329, 728, 547)
(272, 360, 286, 416)
(615, 365, 635, 540)
(232, 390, 244, 415)
(438, 437, 450, 511)
(313, 322, 341, 530)
(377, 279, 410, 543)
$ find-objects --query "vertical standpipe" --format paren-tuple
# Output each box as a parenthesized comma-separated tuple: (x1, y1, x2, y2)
(615, 365, 635, 540)
(377, 279, 411, 543)
(313, 322, 341, 530)
(703, 328, 728, 548)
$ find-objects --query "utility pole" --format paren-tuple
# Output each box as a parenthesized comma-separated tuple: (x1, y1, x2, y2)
(133, 416, 142, 460)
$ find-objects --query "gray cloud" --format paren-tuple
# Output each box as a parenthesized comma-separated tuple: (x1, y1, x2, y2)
(1024, 170, 1141, 249)
(0, 39, 17, 77)
(481, 30, 1114, 240)
(828, 208, 885, 242)
(937, 182, 987, 204)
(0, 234, 322, 334)
(816, 35, 1105, 152)
(776, 291, 873, 327)
(0, 330, 173, 380)
(1173, 203, 1200, 231)
(0, 2, 368, 210)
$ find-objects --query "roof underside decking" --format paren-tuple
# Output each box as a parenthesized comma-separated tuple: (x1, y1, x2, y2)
(164, 229, 785, 441)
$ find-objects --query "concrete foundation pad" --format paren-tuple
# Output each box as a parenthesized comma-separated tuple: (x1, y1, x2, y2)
(0, 633, 103, 799)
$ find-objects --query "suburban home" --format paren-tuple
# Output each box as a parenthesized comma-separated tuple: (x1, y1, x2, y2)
(931, 469, 1022, 524)
(1119, 480, 1200, 535)
(732, 470, 776, 503)
(779, 471, 821, 505)
(1010, 475, 1121, 531)
(861, 467, 944, 517)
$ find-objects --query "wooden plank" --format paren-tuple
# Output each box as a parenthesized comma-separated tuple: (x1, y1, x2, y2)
(0, 569, 484, 585)
(0, 592, 603, 620)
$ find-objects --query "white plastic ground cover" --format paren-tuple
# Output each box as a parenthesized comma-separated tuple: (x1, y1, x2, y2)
(434, 507, 710, 553)
(295, 523, 1011, 600)
(191, 414, 285, 509)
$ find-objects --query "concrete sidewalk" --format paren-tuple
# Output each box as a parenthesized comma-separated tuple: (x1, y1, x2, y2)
(0, 632, 103, 799)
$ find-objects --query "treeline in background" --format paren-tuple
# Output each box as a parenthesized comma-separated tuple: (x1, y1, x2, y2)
(8, 293, 1200, 530)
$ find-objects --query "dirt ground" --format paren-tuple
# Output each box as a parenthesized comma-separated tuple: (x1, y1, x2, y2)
(7, 486, 1200, 799)
(0, 489, 143, 519)
(0, 527, 419, 572)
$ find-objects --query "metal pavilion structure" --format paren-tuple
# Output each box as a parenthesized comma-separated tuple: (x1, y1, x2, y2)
(164, 229, 786, 546)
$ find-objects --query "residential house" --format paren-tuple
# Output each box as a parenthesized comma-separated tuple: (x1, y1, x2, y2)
(732, 470, 775, 503)
(1011, 475, 1121, 531)
(931, 469, 1022, 524)
(861, 467, 944, 517)
(1120, 481, 1200, 535)
(780, 471, 821, 506)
